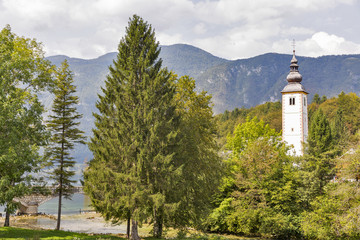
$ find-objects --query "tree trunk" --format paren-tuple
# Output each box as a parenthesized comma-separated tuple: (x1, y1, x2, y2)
(4, 207, 10, 227)
(153, 207, 163, 238)
(127, 216, 131, 239)
(131, 219, 140, 240)
(56, 173, 63, 230)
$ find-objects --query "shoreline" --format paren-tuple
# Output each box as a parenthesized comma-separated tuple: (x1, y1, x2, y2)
(0, 212, 129, 235)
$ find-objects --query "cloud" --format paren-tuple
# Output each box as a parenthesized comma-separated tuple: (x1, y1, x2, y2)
(193, 23, 207, 35)
(0, 0, 358, 59)
(273, 32, 360, 57)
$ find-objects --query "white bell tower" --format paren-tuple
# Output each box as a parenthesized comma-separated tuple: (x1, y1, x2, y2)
(281, 50, 308, 156)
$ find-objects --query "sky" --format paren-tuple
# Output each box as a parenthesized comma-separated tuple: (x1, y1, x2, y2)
(1, 0, 360, 60)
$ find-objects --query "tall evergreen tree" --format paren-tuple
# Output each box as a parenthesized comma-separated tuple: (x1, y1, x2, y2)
(0, 25, 53, 226)
(307, 108, 333, 156)
(312, 93, 321, 104)
(332, 108, 347, 147)
(84, 15, 178, 240)
(46, 60, 85, 230)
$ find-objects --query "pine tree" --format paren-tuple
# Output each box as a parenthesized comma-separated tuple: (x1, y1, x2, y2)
(307, 108, 333, 156)
(84, 15, 178, 240)
(46, 60, 85, 230)
(312, 94, 321, 104)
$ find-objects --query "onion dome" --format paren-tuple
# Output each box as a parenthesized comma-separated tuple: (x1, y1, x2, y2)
(281, 50, 307, 94)
(286, 50, 302, 83)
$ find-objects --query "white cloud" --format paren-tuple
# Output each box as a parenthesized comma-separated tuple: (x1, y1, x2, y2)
(282, 27, 315, 36)
(0, 0, 358, 59)
(304, 32, 360, 56)
(272, 32, 360, 57)
(157, 33, 185, 46)
(193, 23, 207, 35)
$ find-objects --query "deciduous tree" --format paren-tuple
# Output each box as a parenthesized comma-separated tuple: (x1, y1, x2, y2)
(0, 25, 53, 226)
(164, 75, 222, 231)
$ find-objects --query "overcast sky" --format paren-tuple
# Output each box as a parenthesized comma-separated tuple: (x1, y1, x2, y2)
(1, 0, 360, 60)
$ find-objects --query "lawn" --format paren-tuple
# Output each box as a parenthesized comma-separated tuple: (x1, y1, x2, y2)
(0, 227, 125, 239)
(0, 227, 258, 240)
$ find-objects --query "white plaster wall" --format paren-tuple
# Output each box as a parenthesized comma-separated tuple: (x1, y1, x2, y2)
(302, 95, 308, 142)
(282, 92, 308, 156)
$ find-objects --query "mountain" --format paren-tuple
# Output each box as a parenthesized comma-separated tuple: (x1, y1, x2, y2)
(44, 44, 360, 164)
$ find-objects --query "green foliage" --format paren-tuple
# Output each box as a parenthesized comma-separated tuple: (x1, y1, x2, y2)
(46, 60, 85, 229)
(227, 139, 301, 239)
(295, 154, 335, 211)
(46, 47, 360, 161)
(309, 92, 360, 147)
(211, 92, 360, 238)
(84, 15, 179, 238)
(312, 93, 321, 104)
(227, 116, 280, 155)
(85, 16, 222, 239)
(311, 93, 327, 105)
(307, 109, 333, 156)
(215, 102, 281, 148)
(208, 118, 302, 239)
(167, 75, 222, 229)
(337, 147, 360, 181)
(301, 182, 360, 240)
(0, 25, 53, 225)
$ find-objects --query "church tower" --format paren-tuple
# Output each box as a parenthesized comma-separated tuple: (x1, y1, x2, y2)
(281, 50, 308, 156)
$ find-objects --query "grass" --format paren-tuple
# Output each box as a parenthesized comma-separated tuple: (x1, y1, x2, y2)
(0, 227, 258, 240)
(0, 227, 125, 239)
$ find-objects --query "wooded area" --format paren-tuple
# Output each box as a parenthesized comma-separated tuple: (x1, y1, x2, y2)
(1, 15, 360, 240)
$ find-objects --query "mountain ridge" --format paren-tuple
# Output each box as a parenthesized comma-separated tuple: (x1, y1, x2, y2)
(44, 43, 360, 163)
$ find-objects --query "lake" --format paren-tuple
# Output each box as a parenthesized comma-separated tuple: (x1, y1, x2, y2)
(0, 193, 92, 215)
(0, 193, 129, 234)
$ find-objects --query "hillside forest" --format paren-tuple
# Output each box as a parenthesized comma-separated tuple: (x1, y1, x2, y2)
(1, 15, 360, 240)
(213, 91, 360, 239)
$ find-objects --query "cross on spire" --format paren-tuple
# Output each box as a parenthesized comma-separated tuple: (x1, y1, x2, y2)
(292, 39, 296, 51)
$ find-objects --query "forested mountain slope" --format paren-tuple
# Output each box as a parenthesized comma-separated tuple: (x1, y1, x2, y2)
(44, 44, 360, 163)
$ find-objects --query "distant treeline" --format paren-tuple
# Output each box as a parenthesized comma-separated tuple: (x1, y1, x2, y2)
(215, 91, 360, 148)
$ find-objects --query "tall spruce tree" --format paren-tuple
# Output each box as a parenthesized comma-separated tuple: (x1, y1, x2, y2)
(307, 108, 333, 156)
(47, 60, 85, 230)
(84, 15, 179, 240)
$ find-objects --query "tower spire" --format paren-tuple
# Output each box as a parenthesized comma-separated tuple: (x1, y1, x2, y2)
(292, 39, 296, 51)
(286, 45, 302, 83)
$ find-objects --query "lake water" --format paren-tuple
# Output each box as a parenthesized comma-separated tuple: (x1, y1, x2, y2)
(0, 193, 92, 215)
(0, 193, 128, 234)
(39, 193, 93, 215)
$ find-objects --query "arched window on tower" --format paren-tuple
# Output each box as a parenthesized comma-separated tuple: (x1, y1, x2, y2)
(289, 97, 295, 105)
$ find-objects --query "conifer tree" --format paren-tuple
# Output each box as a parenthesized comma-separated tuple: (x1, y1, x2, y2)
(312, 93, 321, 104)
(47, 60, 85, 230)
(84, 15, 179, 240)
(307, 108, 332, 156)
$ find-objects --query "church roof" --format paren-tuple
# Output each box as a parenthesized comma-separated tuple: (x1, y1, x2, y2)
(281, 82, 308, 93)
(281, 50, 308, 93)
